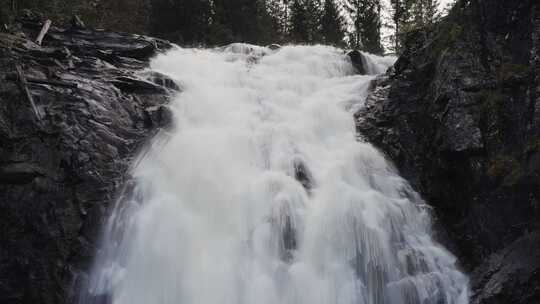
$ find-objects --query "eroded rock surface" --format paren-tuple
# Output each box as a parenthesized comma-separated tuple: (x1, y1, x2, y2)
(357, 0, 539, 303)
(0, 12, 175, 304)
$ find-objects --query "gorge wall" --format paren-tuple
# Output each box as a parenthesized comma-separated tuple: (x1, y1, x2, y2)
(0, 12, 175, 303)
(1, 1, 539, 303)
(357, 0, 540, 303)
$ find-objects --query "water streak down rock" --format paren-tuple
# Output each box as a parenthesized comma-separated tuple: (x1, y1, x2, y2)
(0, 13, 175, 304)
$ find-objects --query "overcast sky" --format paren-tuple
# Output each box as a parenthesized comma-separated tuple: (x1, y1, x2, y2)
(439, 0, 454, 11)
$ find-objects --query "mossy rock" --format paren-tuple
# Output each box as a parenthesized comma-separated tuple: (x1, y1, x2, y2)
(477, 89, 505, 124)
(526, 139, 540, 154)
(429, 23, 463, 57)
(496, 63, 531, 83)
(487, 155, 524, 186)
(477, 89, 505, 103)
(0, 32, 27, 49)
(477, 89, 508, 121)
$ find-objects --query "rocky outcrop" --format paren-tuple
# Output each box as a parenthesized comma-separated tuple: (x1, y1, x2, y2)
(0, 12, 175, 304)
(348, 50, 367, 75)
(471, 231, 540, 304)
(357, 0, 539, 303)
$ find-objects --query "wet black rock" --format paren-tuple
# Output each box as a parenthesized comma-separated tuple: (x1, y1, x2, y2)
(0, 14, 176, 304)
(267, 43, 282, 50)
(347, 50, 367, 75)
(356, 0, 539, 303)
(293, 158, 314, 192)
(471, 231, 540, 304)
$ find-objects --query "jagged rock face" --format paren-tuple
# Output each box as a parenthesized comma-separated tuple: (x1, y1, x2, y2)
(471, 232, 540, 304)
(0, 14, 175, 304)
(357, 0, 539, 303)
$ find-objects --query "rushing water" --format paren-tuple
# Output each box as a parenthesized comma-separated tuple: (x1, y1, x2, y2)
(80, 44, 469, 304)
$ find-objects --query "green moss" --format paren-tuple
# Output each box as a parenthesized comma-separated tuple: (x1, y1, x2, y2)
(503, 166, 525, 186)
(477, 89, 504, 103)
(0, 32, 27, 49)
(487, 155, 524, 186)
(496, 63, 531, 82)
(475, 89, 507, 148)
(477, 89, 505, 117)
(429, 22, 463, 58)
(447, 25, 463, 43)
(526, 139, 540, 154)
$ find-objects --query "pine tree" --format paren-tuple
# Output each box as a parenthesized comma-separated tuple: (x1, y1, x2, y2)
(289, 0, 309, 43)
(305, 0, 322, 43)
(210, 0, 281, 44)
(267, 0, 289, 42)
(254, 0, 282, 44)
(150, 0, 212, 44)
(320, 0, 344, 46)
(346, 0, 384, 54)
(390, 0, 414, 52)
(390, 0, 440, 52)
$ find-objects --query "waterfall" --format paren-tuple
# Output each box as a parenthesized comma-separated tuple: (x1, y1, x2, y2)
(80, 44, 469, 304)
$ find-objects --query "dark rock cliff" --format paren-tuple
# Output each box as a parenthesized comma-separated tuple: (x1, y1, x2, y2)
(357, 0, 540, 303)
(0, 13, 175, 304)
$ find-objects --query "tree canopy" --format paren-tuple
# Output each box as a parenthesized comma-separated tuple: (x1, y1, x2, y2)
(0, 0, 451, 53)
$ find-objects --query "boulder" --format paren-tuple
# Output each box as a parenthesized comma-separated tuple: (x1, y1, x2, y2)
(347, 50, 367, 75)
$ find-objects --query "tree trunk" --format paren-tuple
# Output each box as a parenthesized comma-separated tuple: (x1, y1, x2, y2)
(35, 20, 52, 46)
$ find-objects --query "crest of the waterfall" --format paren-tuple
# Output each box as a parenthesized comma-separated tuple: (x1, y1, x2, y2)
(360, 52, 397, 75)
(80, 44, 469, 304)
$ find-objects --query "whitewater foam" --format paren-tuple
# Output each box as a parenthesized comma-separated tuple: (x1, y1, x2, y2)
(81, 44, 469, 304)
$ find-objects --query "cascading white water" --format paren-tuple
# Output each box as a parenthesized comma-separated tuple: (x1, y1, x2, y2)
(80, 44, 469, 304)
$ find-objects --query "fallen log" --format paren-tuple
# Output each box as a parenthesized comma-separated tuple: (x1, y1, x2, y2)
(15, 65, 42, 121)
(6, 73, 79, 89)
(71, 15, 86, 29)
(35, 19, 51, 46)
